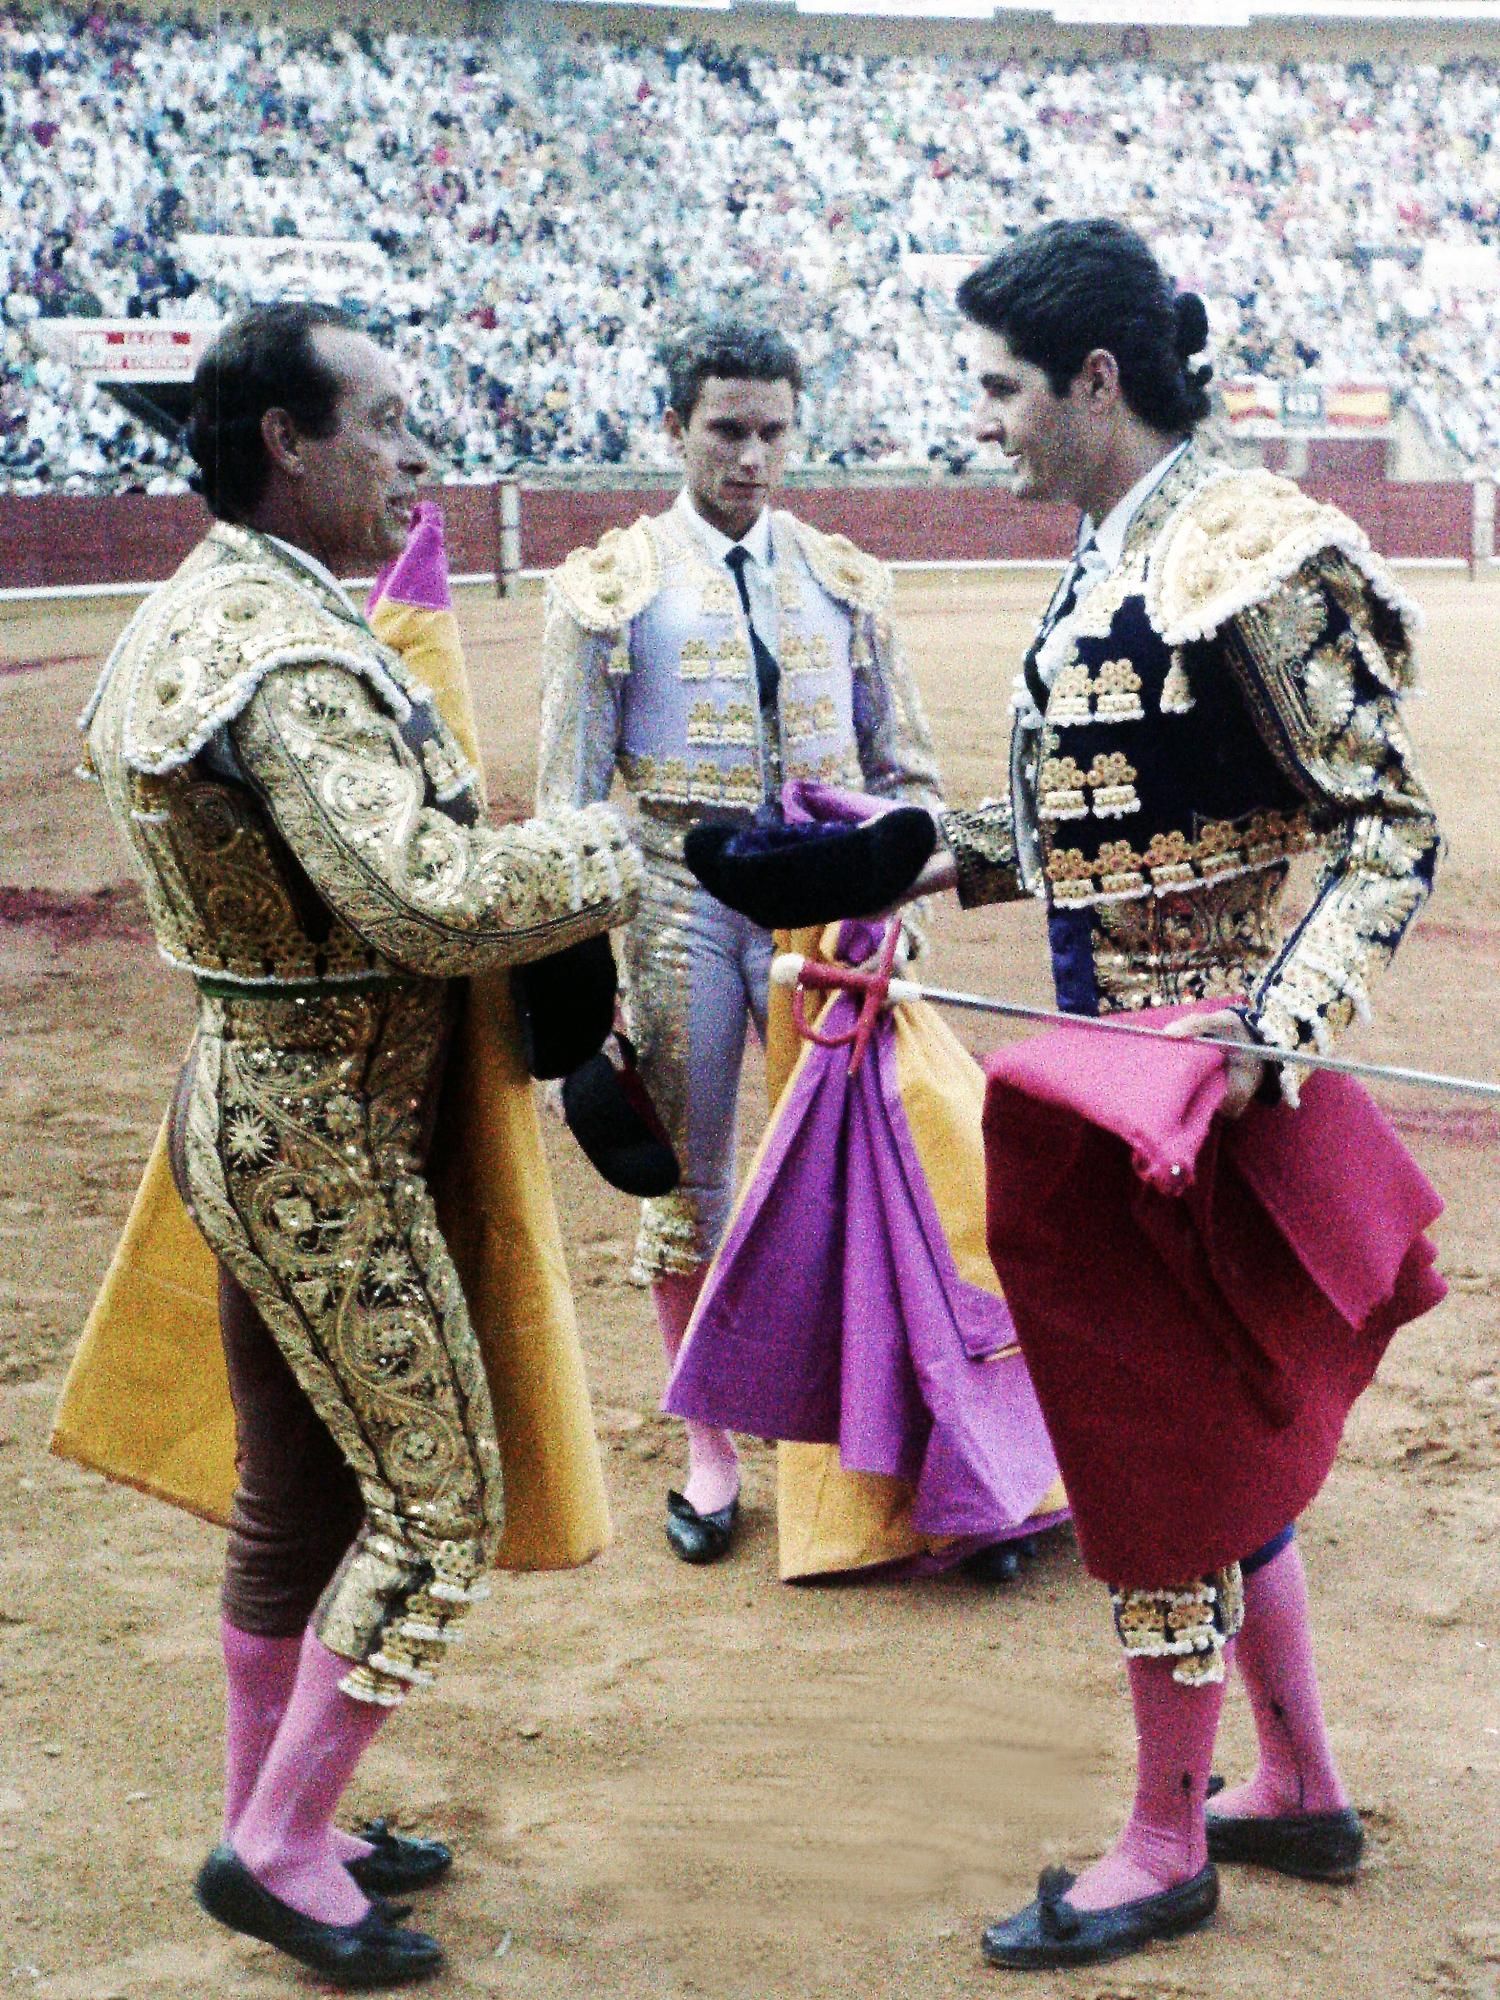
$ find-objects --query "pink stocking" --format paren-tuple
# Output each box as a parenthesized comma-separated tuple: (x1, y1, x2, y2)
(1211, 1540, 1348, 1819)
(231, 1632, 389, 1924)
(655, 1270, 739, 1516)
(1066, 1653, 1225, 1913)
(220, 1620, 301, 1836)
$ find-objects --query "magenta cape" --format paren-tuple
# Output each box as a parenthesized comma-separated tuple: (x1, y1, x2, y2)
(664, 987, 1065, 1547)
(982, 1018, 1446, 1586)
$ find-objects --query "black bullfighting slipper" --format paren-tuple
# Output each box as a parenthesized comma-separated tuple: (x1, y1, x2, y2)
(512, 932, 618, 1079)
(981, 1862, 1219, 1970)
(562, 1032, 681, 1197)
(962, 1535, 1040, 1586)
(194, 1844, 444, 1987)
(1204, 1778, 1364, 1882)
(665, 1488, 739, 1565)
(683, 808, 936, 929)
(345, 1817, 453, 1895)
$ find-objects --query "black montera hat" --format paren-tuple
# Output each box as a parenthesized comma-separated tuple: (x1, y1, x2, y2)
(683, 808, 936, 930)
(511, 932, 618, 1080)
(562, 1034, 681, 1199)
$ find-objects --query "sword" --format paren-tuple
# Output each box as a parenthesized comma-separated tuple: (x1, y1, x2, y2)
(769, 954, 1500, 1102)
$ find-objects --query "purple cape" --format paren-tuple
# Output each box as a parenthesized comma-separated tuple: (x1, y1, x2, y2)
(664, 987, 1065, 1546)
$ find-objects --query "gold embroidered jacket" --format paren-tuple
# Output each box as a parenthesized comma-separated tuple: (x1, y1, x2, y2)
(81, 524, 639, 987)
(939, 451, 1440, 1071)
(536, 505, 940, 831)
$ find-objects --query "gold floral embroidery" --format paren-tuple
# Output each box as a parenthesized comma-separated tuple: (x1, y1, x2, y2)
(1039, 754, 1088, 821)
(1195, 819, 1245, 881)
(939, 802, 1026, 910)
(1046, 846, 1097, 905)
(1323, 554, 1417, 691)
(712, 638, 752, 679)
(690, 701, 757, 747)
(548, 519, 661, 632)
(1048, 662, 1093, 725)
(1094, 867, 1287, 1012)
(1249, 814, 1436, 1077)
(779, 633, 811, 676)
(1096, 838, 1145, 897)
(1095, 658, 1145, 720)
(232, 663, 638, 977)
(1067, 558, 1138, 642)
(1048, 807, 1314, 910)
(1086, 750, 1140, 819)
(419, 731, 473, 803)
(1159, 653, 1195, 714)
(1111, 1565, 1245, 1685)
(90, 535, 638, 989)
(678, 638, 714, 682)
(1141, 829, 1196, 888)
(1147, 465, 1412, 651)
(1302, 632, 1358, 732)
(790, 517, 894, 616)
(815, 751, 862, 787)
(183, 983, 503, 1706)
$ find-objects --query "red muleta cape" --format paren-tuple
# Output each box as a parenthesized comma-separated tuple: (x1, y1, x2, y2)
(982, 1015, 1446, 1586)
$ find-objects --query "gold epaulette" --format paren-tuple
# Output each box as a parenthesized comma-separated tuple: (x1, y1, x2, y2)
(548, 518, 662, 633)
(98, 538, 411, 778)
(784, 514, 894, 617)
(1147, 467, 1419, 654)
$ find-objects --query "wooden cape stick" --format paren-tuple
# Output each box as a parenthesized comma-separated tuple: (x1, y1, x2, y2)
(768, 955, 1500, 1102)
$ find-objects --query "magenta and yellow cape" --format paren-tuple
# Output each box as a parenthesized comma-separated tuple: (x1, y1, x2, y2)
(51, 508, 610, 1570)
(719, 922, 1067, 1580)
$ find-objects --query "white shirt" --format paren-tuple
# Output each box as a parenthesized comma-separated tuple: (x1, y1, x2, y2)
(1075, 438, 1190, 593)
(672, 486, 780, 659)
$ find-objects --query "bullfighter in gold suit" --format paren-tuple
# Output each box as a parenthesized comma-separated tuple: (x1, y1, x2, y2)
(75, 304, 639, 1987)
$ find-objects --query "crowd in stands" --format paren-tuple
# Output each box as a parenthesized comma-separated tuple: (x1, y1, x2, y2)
(4, 6, 1500, 492)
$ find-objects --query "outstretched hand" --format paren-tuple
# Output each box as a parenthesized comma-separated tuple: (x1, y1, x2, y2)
(1159, 1009, 1268, 1119)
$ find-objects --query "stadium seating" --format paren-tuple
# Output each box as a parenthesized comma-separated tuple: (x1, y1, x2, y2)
(4, 10, 1499, 491)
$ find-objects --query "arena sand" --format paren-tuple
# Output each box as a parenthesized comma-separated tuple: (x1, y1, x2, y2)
(0, 570, 1495, 2000)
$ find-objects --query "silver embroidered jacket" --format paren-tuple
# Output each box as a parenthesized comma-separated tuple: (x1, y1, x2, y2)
(535, 505, 940, 834)
(938, 450, 1440, 1075)
(82, 523, 639, 988)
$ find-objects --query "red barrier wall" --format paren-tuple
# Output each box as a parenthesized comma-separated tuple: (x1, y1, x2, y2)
(1300, 479, 1470, 561)
(0, 476, 1474, 591)
(515, 483, 1079, 570)
(0, 484, 505, 591)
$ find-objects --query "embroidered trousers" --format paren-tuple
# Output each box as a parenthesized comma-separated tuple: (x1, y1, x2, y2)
(172, 979, 504, 1706)
(624, 841, 776, 1282)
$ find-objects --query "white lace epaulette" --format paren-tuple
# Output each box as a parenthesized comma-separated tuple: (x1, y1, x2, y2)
(1146, 466, 1423, 658)
(782, 513, 894, 617)
(547, 517, 663, 634)
(97, 555, 413, 778)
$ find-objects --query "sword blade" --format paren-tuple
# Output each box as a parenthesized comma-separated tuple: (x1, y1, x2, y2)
(907, 983, 1500, 1103)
